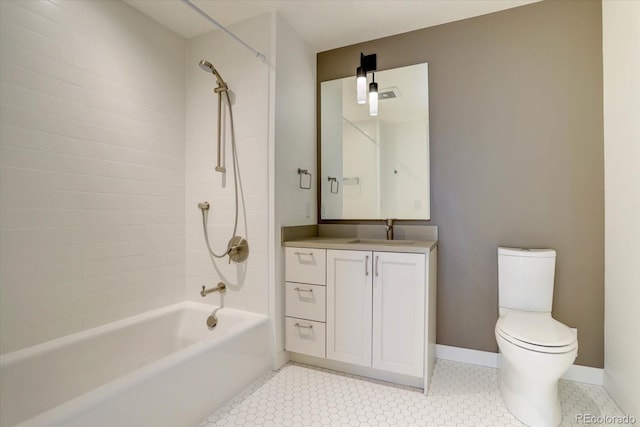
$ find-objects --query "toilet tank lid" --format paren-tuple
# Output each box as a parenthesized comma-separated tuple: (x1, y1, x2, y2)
(498, 247, 556, 258)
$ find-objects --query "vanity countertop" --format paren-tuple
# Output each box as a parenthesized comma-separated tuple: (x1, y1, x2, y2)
(282, 237, 437, 254)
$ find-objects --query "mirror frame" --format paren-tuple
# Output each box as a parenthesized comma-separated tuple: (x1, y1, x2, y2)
(316, 64, 432, 224)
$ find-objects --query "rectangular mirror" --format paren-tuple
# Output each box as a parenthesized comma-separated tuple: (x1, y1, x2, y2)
(320, 62, 430, 220)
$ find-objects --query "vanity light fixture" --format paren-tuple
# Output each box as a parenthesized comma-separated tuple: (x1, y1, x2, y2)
(369, 73, 378, 116)
(356, 52, 377, 106)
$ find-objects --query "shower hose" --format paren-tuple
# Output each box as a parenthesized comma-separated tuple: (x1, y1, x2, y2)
(201, 89, 242, 259)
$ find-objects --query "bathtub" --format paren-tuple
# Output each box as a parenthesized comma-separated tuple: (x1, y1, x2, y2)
(0, 302, 271, 427)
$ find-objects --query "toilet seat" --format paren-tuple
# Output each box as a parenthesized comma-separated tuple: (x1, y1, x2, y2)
(496, 311, 577, 354)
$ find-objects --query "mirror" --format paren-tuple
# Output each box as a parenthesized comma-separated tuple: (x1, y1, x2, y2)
(320, 62, 430, 220)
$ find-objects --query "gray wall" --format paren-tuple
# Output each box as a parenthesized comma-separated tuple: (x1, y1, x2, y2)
(317, 0, 604, 367)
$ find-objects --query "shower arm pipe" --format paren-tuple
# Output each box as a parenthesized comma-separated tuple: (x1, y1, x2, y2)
(179, 0, 267, 62)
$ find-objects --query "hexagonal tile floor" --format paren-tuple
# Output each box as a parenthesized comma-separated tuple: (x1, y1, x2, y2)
(197, 360, 631, 426)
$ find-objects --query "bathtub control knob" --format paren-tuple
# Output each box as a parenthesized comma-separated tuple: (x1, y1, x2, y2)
(227, 236, 249, 264)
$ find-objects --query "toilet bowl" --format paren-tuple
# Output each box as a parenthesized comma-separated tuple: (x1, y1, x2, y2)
(495, 247, 578, 427)
(496, 310, 578, 426)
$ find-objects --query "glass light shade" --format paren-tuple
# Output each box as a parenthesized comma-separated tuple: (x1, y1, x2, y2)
(369, 82, 378, 116)
(356, 66, 367, 104)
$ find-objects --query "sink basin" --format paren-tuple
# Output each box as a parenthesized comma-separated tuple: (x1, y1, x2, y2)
(347, 239, 416, 246)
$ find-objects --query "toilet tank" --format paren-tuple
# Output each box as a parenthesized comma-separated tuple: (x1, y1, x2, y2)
(498, 247, 556, 312)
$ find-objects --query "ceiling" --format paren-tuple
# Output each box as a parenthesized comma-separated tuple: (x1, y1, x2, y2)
(124, 0, 540, 52)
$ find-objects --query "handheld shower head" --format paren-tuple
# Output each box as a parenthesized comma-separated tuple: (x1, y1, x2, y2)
(198, 59, 215, 73)
(199, 59, 228, 90)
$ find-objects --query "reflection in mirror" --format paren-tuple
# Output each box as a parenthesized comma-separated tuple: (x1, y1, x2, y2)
(320, 63, 430, 220)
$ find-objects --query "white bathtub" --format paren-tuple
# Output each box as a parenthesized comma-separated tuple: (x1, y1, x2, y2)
(0, 302, 271, 427)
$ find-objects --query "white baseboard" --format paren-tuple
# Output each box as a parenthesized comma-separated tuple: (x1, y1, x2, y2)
(290, 352, 424, 389)
(435, 344, 603, 385)
(563, 363, 604, 385)
(435, 344, 499, 368)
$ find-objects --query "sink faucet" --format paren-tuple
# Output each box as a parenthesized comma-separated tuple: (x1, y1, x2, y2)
(385, 218, 395, 240)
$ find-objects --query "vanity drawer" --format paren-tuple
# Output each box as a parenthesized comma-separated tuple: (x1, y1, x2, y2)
(285, 247, 326, 285)
(285, 282, 326, 322)
(285, 317, 326, 358)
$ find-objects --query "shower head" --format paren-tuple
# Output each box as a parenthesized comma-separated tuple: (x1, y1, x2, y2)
(198, 59, 215, 73)
(199, 59, 228, 90)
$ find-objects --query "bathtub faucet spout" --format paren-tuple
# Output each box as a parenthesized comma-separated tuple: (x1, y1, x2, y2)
(201, 282, 226, 297)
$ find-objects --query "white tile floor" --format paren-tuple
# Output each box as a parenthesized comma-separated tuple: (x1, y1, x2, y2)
(198, 360, 632, 427)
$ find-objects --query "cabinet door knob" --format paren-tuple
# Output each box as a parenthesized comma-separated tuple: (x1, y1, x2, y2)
(375, 256, 380, 277)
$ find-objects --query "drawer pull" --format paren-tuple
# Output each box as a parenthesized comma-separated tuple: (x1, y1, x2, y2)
(294, 323, 313, 329)
(294, 287, 314, 293)
(294, 251, 314, 256)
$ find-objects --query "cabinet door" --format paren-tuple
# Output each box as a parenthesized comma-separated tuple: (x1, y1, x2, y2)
(326, 250, 372, 367)
(372, 252, 426, 377)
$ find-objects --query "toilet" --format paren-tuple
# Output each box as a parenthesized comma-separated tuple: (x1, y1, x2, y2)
(495, 247, 578, 427)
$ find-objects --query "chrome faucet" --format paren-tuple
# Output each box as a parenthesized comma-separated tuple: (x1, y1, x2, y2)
(385, 218, 395, 240)
(201, 282, 226, 297)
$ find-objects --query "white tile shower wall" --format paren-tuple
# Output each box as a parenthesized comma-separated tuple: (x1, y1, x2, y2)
(0, 0, 186, 354)
(185, 14, 272, 314)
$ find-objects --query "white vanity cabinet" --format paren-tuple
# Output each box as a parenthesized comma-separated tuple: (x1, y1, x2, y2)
(326, 250, 425, 377)
(283, 239, 437, 390)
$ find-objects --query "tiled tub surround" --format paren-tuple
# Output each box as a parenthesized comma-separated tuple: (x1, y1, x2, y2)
(185, 13, 272, 315)
(199, 361, 630, 427)
(0, 302, 270, 427)
(0, 0, 186, 354)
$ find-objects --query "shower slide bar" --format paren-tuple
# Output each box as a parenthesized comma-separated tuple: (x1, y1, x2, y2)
(179, 0, 267, 62)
